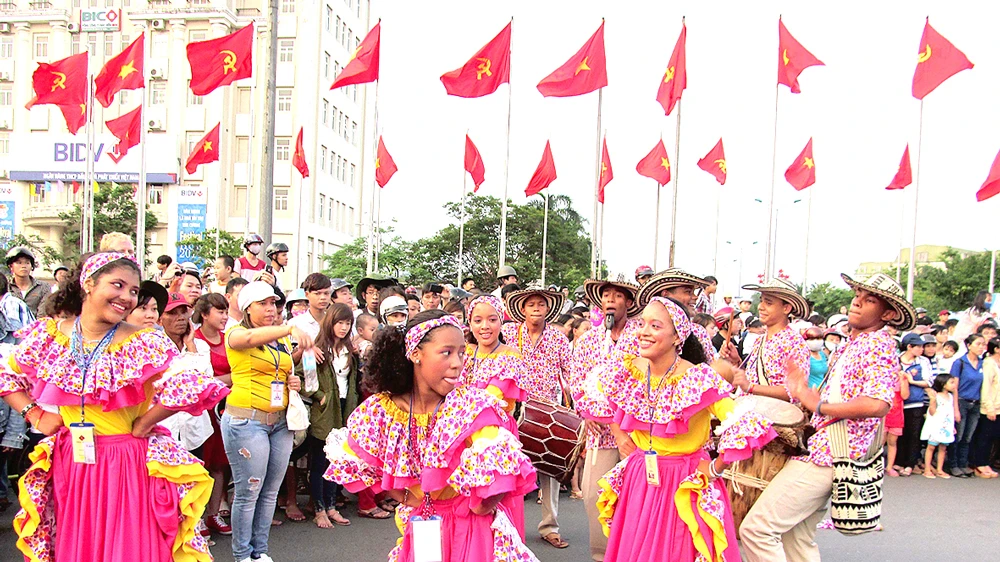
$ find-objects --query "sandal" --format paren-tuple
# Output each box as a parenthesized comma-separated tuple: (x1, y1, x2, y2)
(313, 512, 334, 529)
(542, 533, 569, 549)
(328, 508, 352, 526)
(569, 490, 584, 500)
(923, 470, 936, 479)
(378, 499, 397, 514)
(935, 470, 951, 479)
(901, 467, 912, 477)
(358, 507, 393, 520)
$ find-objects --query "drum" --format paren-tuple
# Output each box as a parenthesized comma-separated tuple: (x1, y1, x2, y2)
(722, 395, 808, 532)
(517, 398, 586, 484)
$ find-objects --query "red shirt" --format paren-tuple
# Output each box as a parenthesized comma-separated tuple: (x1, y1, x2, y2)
(237, 256, 266, 274)
(194, 327, 231, 377)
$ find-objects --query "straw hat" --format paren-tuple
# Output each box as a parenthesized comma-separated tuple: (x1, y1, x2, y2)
(741, 278, 811, 320)
(636, 268, 710, 306)
(840, 273, 917, 331)
(504, 288, 565, 323)
(583, 279, 642, 318)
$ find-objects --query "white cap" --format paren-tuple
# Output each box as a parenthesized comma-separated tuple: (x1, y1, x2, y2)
(379, 295, 408, 320)
(238, 281, 279, 311)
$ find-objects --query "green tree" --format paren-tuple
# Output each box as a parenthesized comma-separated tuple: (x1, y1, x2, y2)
(0, 234, 63, 271)
(906, 249, 996, 312)
(804, 282, 855, 318)
(322, 226, 412, 282)
(177, 229, 245, 265)
(59, 182, 158, 263)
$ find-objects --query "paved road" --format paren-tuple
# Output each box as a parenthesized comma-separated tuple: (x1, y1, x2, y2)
(2, 475, 997, 560)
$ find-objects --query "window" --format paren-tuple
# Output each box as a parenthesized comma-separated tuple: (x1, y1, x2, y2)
(335, 16, 341, 40)
(188, 82, 204, 106)
(236, 88, 251, 113)
(189, 30, 207, 44)
(342, 115, 349, 141)
(327, 198, 334, 224)
(280, 0, 294, 13)
(0, 37, 13, 59)
(0, 132, 9, 155)
(348, 206, 354, 233)
(186, 133, 203, 156)
(120, 90, 129, 105)
(341, 23, 347, 48)
(318, 195, 326, 225)
(356, 0, 361, 18)
(339, 203, 347, 232)
(104, 35, 113, 57)
(274, 188, 289, 211)
(328, 150, 335, 175)
(87, 33, 97, 56)
(351, 121, 357, 146)
(278, 39, 294, 63)
(350, 164, 356, 187)
(917, 252, 929, 262)
(335, 155, 341, 180)
(325, 6, 332, 32)
(236, 137, 250, 163)
(70, 36, 81, 55)
(0, 84, 11, 106)
(72, 0, 80, 7)
(232, 186, 247, 215)
(151, 33, 168, 58)
(347, 30, 353, 50)
(148, 185, 164, 205)
(323, 52, 331, 78)
(334, 110, 341, 134)
(150, 82, 167, 105)
(30, 184, 46, 204)
(33, 34, 48, 60)
(276, 89, 292, 112)
(321, 100, 328, 125)
(275, 138, 291, 161)
(330, 105, 338, 130)
(319, 146, 326, 171)
(333, 61, 340, 80)
(120, 34, 130, 53)
(307, 237, 314, 269)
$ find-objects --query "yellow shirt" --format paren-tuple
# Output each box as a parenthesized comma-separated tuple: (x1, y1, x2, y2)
(225, 326, 293, 412)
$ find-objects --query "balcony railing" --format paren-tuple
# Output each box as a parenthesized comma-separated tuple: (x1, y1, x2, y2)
(27, 1, 51, 9)
(0, 3, 16, 12)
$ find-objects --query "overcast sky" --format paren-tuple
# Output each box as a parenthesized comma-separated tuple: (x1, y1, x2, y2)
(364, 0, 998, 295)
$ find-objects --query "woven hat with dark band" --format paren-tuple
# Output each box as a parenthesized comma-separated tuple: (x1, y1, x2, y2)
(840, 273, 917, 331)
(741, 278, 811, 320)
(636, 268, 710, 307)
(355, 275, 398, 304)
(583, 279, 642, 318)
(504, 289, 565, 323)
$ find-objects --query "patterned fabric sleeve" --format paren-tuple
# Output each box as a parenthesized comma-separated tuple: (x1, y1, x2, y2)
(709, 397, 777, 463)
(0, 352, 29, 396)
(151, 353, 230, 415)
(446, 425, 536, 508)
(323, 426, 383, 492)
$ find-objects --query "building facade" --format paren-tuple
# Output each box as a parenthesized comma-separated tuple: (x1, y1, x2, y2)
(855, 244, 978, 277)
(0, 0, 371, 287)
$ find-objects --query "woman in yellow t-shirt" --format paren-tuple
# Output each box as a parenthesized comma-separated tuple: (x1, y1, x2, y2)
(223, 281, 315, 562)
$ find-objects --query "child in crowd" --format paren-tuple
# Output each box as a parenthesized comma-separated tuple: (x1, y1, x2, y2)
(922, 374, 959, 478)
(353, 313, 378, 358)
(885, 369, 910, 476)
(939, 341, 960, 373)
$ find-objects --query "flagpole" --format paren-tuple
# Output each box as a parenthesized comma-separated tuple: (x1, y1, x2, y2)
(653, 178, 662, 270)
(802, 188, 812, 290)
(895, 195, 905, 283)
(81, 67, 92, 254)
(907, 100, 924, 302)
(136, 26, 149, 267)
(590, 87, 603, 277)
(712, 180, 721, 276)
(366, 77, 380, 275)
(499, 17, 513, 269)
(598, 128, 606, 273)
(458, 131, 468, 286)
(764, 83, 780, 280)
(243, 26, 256, 238)
(86, 69, 96, 252)
(669, 99, 682, 268)
(541, 192, 549, 287)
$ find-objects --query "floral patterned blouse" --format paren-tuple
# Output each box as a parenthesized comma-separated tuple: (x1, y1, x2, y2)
(744, 324, 810, 393)
(500, 322, 572, 403)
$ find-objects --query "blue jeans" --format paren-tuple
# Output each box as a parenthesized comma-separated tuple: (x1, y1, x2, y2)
(221, 412, 294, 561)
(948, 399, 981, 470)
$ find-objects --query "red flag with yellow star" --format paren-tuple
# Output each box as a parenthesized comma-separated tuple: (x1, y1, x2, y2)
(885, 145, 912, 191)
(778, 18, 824, 94)
(656, 23, 686, 115)
(636, 139, 671, 185)
(785, 138, 816, 191)
(598, 138, 613, 203)
(464, 135, 486, 192)
(331, 22, 380, 90)
(697, 139, 727, 185)
(187, 25, 253, 96)
(441, 22, 510, 98)
(185, 123, 221, 174)
(95, 34, 144, 108)
(26, 52, 88, 109)
(977, 149, 1000, 202)
(59, 103, 87, 135)
(105, 105, 142, 164)
(912, 18, 973, 100)
(525, 141, 557, 196)
(292, 127, 309, 178)
(537, 22, 607, 98)
(375, 136, 397, 188)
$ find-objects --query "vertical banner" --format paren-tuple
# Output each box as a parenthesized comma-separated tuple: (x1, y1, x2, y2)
(176, 203, 207, 264)
(0, 201, 15, 246)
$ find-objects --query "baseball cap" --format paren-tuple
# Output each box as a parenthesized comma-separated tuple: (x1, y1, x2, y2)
(920, 334, 937, 345)
(635, 265, 654, 278)
(901, 333, 924, 347)
(238, 281, 279, 311)
(163, 293, 191, 314)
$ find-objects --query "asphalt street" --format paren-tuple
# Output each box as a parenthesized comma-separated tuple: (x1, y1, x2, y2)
(2, 474, 997, 561)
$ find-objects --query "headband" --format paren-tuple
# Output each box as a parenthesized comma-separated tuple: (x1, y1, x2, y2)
(648, 296, 692, 351)
(404, 315, 463, 360)
(466, 295, 506, 321)
(80, 252, 139, 288)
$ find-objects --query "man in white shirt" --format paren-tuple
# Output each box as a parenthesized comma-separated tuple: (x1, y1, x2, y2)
(208, 256, 236, 295)
(223, 277, 249, 331)
(289, 274, 332, 362)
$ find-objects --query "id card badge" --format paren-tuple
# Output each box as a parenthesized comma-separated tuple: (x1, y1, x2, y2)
(410, 516, 443, 562)
(69, 422, 96, 465)
(644, 450, 660, 487)
(270, 380, 285, 409)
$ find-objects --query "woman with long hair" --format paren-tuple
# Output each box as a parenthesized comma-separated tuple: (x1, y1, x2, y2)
(580, 297, 776, 562)
(973, 337, 1000, 478)
(0, 252, 229, 562)
(305, 303, 358, 527)
(948, 333, 986, 476)
(325, 310, 538, 561)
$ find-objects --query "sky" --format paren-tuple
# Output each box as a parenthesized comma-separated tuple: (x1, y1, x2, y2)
(361, 0, 1000, 296)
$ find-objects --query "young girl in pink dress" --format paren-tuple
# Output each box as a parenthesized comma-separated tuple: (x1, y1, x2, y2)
(0, 252, 230, 562)
(324, 309, 538, 561)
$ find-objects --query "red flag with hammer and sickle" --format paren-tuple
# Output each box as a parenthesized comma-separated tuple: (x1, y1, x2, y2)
(656, 23, 686, 115)
(912, 18, 973, 100)
(441, 22, 511, 98)
(187, 24, 253, 96)
(777, 18, 824, 94)
(331, 22, 380, 90)
(26, 52, 88, 109)
(697, 139, 727, 185)
(59, 103, 88, 135)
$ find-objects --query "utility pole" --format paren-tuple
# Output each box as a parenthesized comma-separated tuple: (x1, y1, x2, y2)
(257, 0, 279, 240)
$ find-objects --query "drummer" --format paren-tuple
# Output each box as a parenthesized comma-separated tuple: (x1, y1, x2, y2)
(741, 273, 916, 561)
(732, 278, 811, 401)
(569, 279, 643, 562)
(501, 288, 573, 550)
(636, 268, 727, 362)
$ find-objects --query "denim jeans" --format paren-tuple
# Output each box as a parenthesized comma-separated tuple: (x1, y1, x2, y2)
(221, 412, 294, 561)
(307, 435, 338, 511)
(948, 399, 981, 470)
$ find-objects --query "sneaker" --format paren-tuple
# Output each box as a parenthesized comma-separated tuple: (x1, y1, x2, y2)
(950, 468, 965, 478)
(195, 518, 211, 537)
(205, 513, 232, 535)
(253, 555, 275, 562)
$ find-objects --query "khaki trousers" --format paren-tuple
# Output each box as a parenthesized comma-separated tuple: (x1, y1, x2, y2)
(581, 448, 622, 561)
(739, 459, 833, 562)
(538, 475, 561, 537)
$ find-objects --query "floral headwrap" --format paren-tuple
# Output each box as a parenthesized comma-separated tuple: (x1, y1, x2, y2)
(648, 296, 692, 351)
(465, 295, 506, 322)
(404, 315, 463, 360)
(80, 252, 140, 288)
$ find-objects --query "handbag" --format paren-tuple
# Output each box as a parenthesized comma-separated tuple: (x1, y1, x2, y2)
(286, 390, 310, 432)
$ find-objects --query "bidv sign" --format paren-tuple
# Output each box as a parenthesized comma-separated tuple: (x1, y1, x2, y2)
(53, 142, 106, 162)
(80, 9, 121, 32)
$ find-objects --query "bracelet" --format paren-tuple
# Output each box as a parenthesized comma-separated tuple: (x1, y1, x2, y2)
(19, 402, 38, 418)
(747, 383, 755, 395)
(817, 400, 826, 416)
(708, 459, 723, 479)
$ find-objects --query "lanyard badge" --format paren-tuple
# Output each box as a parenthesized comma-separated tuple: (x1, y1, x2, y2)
(270, 380, 285, 408)
(69, 422, 97, 464)
(410, 515, 443, 562)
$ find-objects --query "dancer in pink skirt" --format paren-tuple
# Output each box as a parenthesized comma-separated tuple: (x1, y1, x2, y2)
(324, 309, 538, 561)
(0, 252, 229, 562)
(579, 296, 777, 562)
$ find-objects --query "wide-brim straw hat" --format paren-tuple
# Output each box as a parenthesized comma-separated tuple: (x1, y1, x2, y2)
(355, 275, 398, 303)
(583, 279, 642, 317)
(504, 289, 565, 323)
(840, 273, 917, 331)
(741, 278, 811, 320)
(636, 268, 710, 306)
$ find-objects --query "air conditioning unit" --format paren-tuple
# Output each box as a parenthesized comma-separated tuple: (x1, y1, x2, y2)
(67, 23, 79, 33)
(148, 64, 167, 80)
(151, 19, 166, 30)
(0, 120, 10, 130)
(0, 23, 11, 34)
(148, 119, 164, 131)
(0, 71, 10, 82)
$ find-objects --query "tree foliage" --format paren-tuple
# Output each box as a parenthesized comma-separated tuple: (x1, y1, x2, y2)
(0, 234, 63, 271)
(58, 183, 158, 263)
(906, 249, 997, 313)
(804, 282, 855, 318)
(176, 229, 246, 266)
